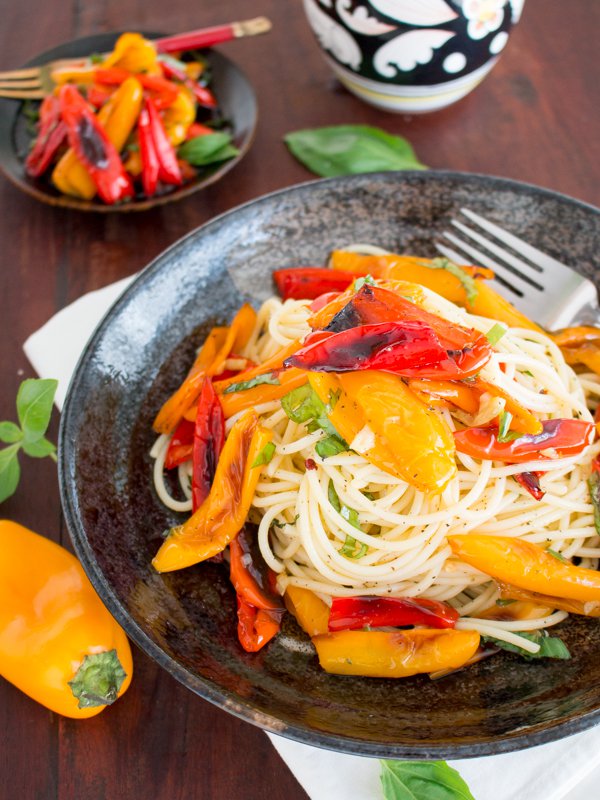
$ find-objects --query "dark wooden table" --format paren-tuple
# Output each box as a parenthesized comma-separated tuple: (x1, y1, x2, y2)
(0, 1, 598, 798)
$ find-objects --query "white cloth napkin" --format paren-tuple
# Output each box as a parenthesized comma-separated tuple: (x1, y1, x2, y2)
(23, 276, 600, 800)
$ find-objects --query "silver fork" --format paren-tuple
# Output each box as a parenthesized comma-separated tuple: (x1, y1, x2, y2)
(435, 208, 600, 330)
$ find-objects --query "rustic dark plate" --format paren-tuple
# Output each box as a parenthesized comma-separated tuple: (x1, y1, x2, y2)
(0, 32, 257, 212)
(59, 172, 600, 758)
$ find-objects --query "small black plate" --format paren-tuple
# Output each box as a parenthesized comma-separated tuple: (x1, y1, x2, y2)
(59, 171, 600, 757)
(0, 32, 257, 212)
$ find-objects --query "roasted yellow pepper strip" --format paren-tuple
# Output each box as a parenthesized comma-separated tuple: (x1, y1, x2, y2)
(163, 87, 196, 146)
(52, 76, 143, 199)
(101, 32, 160, 74)
(285, 586, 330, 636)
(329, 250, 541, 331)
(477, 599, 554, 621)
(153, 303, 257, 435)
(0, 520, 132, 718)
(312, 629, 480, 678)
(342, 371, 456, 493)
(153, 411, 272, 572)
(448, 534, 600, 602)
(495, 579, 600, 617)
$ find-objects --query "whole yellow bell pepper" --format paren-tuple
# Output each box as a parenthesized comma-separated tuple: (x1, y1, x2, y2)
(312, 628, 480, 678)
(0, 520, 132, 718)
(153, 410, 273, 572)
(449, 534, 600, 602)
(52, 76, 143, 199)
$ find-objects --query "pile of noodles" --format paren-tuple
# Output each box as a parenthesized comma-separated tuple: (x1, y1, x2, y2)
(151, 250, 600, 653)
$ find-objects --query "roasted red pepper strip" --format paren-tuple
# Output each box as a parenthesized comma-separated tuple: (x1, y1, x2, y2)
(229, 529, 283, 611)
(137, 104, 160, 196)
(286, 321, 450, 376)
(273, 268, 365, 301)
(236, 598, 281, 653)
(25, 96, 68, 178)
(514, 471, 545, 500)
(160, 60, 217, 108)
(94, 68, 179, 108)
(454, 419, 593, 463)
(192, 378, 225, 511)
(328, 596, 459, 632)
(310, 292, 341, 313)
(58, 85, 133, 204)
(146, 98, 182, 185)
(164, 418, 194, 469)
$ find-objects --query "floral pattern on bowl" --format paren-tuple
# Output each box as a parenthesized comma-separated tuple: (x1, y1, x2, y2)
(303, 0, 525, 112)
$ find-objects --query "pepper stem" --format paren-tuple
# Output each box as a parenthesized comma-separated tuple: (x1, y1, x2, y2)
(68, 649, 127, 709)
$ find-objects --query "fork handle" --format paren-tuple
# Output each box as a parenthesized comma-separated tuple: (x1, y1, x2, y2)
(154, 16, 271, 54)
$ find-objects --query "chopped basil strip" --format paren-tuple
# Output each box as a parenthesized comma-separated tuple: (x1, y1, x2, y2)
(588, 470, 600, 535)
(418, 257, 479, 306)
(316, 434, 347, 459)
(281, 383, 348, 454)
(547, 547, 568, 563)
(273, 514, 299, 528)
(340, 535, 368, 559)
(483, 630, 571, 661)
(485, 322, 507, 346)
(380, 760, 475, 800)
(497, 411, 522, 443)
(352, 274, 375, 292)
(328, 480, 367, 558)
(224, 371, 280, 394)
(327, 388, 341, 412)
(251, 441, 276, 468)
(496, 598, 516, 607)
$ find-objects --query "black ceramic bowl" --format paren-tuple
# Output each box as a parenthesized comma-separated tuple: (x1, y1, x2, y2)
(0, 33, 257, 212)
(59, 172, 600, 758)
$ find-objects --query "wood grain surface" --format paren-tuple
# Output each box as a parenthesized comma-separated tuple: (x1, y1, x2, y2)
(0, 1, 598, 798)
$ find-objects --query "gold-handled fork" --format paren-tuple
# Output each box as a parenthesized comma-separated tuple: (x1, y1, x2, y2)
(0, 16, 271, 100)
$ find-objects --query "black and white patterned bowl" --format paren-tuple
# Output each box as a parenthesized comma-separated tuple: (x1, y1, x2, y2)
(303, 0, 525, 112)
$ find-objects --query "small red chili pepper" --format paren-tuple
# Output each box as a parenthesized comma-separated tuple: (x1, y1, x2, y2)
(328, 596, 459, 631)
(25, 95, 68, 178)
(236, 598, 282, 653)
(514, 471, 545, 500)
(164, 418, 195, 469)
(94, 68, 179, 109)
(191, 377, 225, 511)
(454, 418, 593, 464)
(58, 85, 133, 204)
(273, 268, 364, 301)
(285, 321, 449, 376)
(159, 60, 217, 108)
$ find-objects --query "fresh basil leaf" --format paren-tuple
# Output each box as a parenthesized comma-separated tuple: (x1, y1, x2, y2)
(588, 470, 600, 535)
(352, 274, 376, 292)
(0, 421, 23, 443)
(177, 133, 239, 167)
(251, 441, 276, 468)
(483, 630, 571, 661)
(419, 257, 478, 306)
(224, 372, 280, 394)
(547, 547, 568, 563)
(380, 760, 475, 800)
(485, 323, 507, 346)
(284, 125, 426, 178)
(0, 444, 21, 504)
(22, 436, 57, 460)
(281, 383, 343, 440)
(315, 434, 347, 459)
(16, 378, 58, 443)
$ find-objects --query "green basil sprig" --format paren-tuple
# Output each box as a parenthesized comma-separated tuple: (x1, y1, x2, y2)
(0, 379, 58, 504)
(178, 132, 239, 167)
(380, 760, 475, 800)
(284, 125, 426, 177)
(483, 630, 570, 661)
